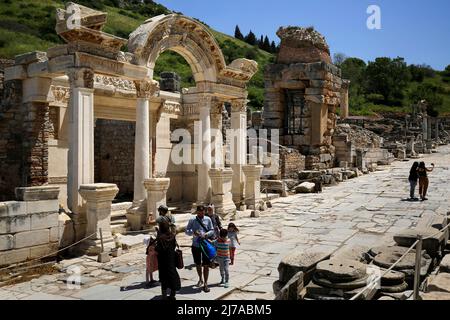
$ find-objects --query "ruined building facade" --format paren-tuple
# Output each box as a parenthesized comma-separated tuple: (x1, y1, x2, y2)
(263, 27, 348, 170)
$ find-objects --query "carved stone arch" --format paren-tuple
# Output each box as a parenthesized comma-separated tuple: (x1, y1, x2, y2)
(128, 14, 227, 84)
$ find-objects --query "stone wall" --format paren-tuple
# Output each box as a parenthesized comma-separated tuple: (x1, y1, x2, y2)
(0, 187, 64, 267)
(94, 119, 135, 200)
(279, 148, 306, 179)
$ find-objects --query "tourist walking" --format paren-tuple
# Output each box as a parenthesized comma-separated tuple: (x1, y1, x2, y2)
(417, 162, 435, 201)
(206, 204, 222, 239)
(408, 162, 419, 200)
(155, 221, 181, 300)
(156, 205, 177, 235)
(216, 229, 231, 288)
(185, 205, 215, 293)
(227, 223, 240, 266)
(144, 236, 158, 287)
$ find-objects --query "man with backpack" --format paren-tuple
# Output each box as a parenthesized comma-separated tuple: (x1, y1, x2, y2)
(155, 205, 177, 235)
(185, 205, 215, 293)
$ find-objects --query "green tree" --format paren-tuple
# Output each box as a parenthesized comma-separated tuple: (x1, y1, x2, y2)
(364, 57, 411, 105)
(409, 83, 443, 116)
(244, 30, 257, 46)
(442, 65, 450, 83)
(234, 25, 244, 41)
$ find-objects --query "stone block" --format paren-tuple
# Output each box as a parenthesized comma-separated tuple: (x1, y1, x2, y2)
(295, 182, 316, 194)
(427, 273, 450, 293)
(29, 243, 59, 259)
(15, 186, 60, 201)
(0, 215, 31, 234)
(14, 229, 50, 249)
(439, 255, 450, 273)
(276, 271, 304, 300)
(98, 252, 111, 263)
(49, 226, 60, 243)
(15, 51, 47, 65)
(0, 235, 14, 251)
(297, 170, 323, 180)
(31, 212, 59, 230)
(0, 248, 30, 266)
(26, 200, 59, 215)
(421, 292, 450, 300)
(394, 227, 446, 258)
(278, 250, 333, 284)
(4, 65, 27, 81)
(0, 201, 27, 217)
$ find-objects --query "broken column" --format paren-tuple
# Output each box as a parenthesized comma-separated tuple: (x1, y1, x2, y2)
(242, 165, 264, 210)
(79, 183, 119, 255)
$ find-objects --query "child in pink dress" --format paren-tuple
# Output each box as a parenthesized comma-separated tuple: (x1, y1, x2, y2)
(145, 237, 158, 287)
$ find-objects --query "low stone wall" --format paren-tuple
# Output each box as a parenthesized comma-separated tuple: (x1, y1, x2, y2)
(0, 186, 64, 267)
(279, 148, 306, 179)
(365, 148, 395, 165)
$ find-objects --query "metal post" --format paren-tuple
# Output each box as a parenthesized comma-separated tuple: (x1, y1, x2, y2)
(413, 236, 423, 300)
(99, 228, 104, 253)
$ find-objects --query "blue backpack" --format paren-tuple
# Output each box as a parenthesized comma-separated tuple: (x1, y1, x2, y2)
(196, 217, 217, 260)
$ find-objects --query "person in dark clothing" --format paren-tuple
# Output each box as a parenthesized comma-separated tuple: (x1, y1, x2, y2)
(408, 162, 419, 200)
(417, 162, 435, 201)
(206, 204, 222, 239)
(155, 221, 181, 300)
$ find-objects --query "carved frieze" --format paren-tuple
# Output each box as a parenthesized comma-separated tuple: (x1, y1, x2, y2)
(95, 75, 136, 91)
(51, 86, 70, 105)
(231, 99, 248, 113)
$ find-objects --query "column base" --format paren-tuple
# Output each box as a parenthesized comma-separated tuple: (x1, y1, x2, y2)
(126, 201, 148, 231)
(211, 195, 236, 219)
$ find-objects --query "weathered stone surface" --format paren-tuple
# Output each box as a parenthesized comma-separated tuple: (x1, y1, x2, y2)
(439, 255, 450, 273)
(14, 229, 50, 249)
(275, 271, 304, 300)
(315, 258, 367, 283)
(380, 282, 409, 293)
(312, 273, 368, 290)
(298, 170, 324, 180)
(15, 186, 60, 201)
(278, 250, 332, 284)
(420, 292, 450, 300)
(295, 182, 316, 194)
(30, 212, 59, 230)
(427, 273, 450, 293)
(393, 227, 447, 257)
(0, 235, 14, 251)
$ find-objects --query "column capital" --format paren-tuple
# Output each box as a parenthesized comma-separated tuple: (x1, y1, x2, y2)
(68, 68, 94, 89)
(134, 79, 160, 99)
(231, 98, 249, 113)
(210, 99, 224, 115)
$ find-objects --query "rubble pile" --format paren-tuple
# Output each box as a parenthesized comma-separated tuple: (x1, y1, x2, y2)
(334, 124, 383, 149)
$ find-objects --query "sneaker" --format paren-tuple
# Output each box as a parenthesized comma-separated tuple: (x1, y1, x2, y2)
(219, 279, 225, 286)
(423, 198, 429, 201)
(197, 280, 204, 287)
(224, 282, 229, 288)
(203, 285, 210, 293)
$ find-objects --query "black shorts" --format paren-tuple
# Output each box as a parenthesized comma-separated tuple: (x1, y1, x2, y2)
(192, 246, 211, 266)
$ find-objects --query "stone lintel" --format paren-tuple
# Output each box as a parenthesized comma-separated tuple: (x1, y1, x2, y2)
(15, 186, 60, 202)
(75, 52, 149, 81)
(4, 65, 27, 81)
(15, 51, 48, 66)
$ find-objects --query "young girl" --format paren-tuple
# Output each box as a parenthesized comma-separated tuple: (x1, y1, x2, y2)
(227, 223, 240, 265)
(417, 162, 435, 201)
(145, 237, 158, 287)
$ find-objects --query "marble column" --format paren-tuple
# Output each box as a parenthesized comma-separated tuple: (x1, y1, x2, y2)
(79, 183, 119, 255)
(197, 95, 212, 204)
(127, 80, 159, 230)
(67, 68, 95, 216)
(242, 165, 264, 210)
(210, 99, 224, 169)
(230, 99, 248, 205)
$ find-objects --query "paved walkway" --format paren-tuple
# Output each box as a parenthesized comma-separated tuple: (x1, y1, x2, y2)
(1, 146, 449, 300)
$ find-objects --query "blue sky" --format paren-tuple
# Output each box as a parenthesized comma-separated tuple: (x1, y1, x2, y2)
(156, 0, 450, 70)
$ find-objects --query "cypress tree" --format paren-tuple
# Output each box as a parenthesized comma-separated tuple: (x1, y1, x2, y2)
(245, 30, 257, 46)
(234, 25, 244, 40)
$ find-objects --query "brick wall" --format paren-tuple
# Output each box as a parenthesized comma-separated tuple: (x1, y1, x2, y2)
(94, 119, 135, 200)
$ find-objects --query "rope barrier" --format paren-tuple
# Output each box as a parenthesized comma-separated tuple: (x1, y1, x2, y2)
(350, 221, 450, 300)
